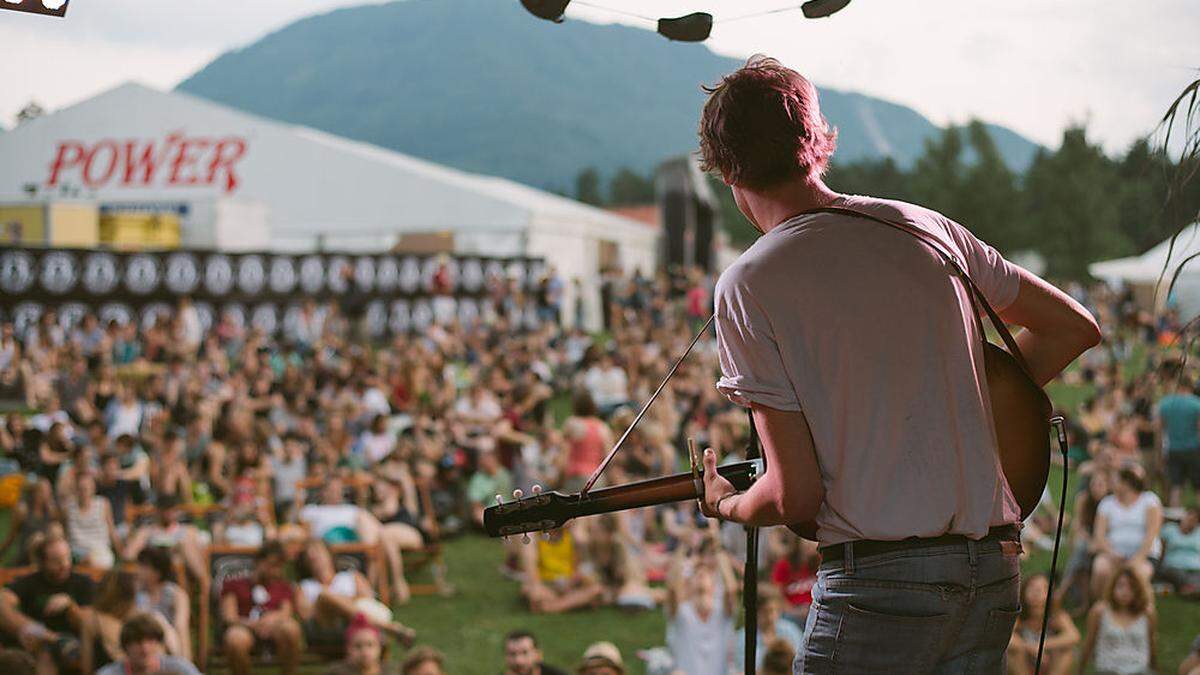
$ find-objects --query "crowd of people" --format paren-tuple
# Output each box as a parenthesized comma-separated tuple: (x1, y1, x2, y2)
(0, 265, 1197, 674)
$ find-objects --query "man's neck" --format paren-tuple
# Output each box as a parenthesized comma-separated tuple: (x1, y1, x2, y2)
(743, 176, 842, 235)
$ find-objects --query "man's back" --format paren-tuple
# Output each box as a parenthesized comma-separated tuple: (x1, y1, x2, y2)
(715, 194, 1022, 545)
(1157, 393, 1200, 451)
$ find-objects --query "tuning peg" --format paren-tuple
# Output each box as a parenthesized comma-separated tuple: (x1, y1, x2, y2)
(512, 488, 524, 500)
(521, 533, 531, 544)
(531, 484, 542, 495)
(495, 494, 504, 505)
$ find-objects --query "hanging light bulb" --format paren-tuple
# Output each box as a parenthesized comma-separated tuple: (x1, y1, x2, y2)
(801, 0, 851, 19)
(657, 12, 713, 42)
(520, 0, 570, 23)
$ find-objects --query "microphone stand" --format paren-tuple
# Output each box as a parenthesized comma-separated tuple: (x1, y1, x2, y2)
(743, 407, 761, 674)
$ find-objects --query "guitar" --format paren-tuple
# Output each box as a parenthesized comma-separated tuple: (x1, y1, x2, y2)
(483, 460, 760, 537)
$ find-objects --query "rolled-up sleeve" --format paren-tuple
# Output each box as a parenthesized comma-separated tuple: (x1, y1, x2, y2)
(714, 268, 801, 412)
(942, 216, 1022, 312)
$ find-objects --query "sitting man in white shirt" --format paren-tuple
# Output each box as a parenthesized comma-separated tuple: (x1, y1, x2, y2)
(297, 478, 422, 606)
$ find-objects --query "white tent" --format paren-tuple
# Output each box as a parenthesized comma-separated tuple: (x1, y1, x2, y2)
(0, 82, 659, 328)
(1090, 221, 1200, 318)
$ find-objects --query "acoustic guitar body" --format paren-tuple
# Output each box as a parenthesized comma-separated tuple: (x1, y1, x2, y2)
(787, 342, 1052, 542)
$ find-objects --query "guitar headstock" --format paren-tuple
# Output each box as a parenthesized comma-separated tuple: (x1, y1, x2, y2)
(483, 485, 575, 540)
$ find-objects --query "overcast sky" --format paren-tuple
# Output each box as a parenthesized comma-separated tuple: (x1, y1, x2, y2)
(1, 0, 1196, 155)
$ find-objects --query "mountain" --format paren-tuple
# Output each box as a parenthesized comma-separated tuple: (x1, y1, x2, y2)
(177, 0, 1040, 189)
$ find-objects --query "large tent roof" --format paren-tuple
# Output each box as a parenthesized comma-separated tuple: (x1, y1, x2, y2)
(0, 82, 653, 246)
(1090, 222, 1200, 284)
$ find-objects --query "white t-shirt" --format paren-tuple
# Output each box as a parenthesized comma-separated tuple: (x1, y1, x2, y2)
(1097, 492, 1162, 558)
(300, 570, 359, 605)
(299, 504, 360, 539)
(714, 195, 1023, 545)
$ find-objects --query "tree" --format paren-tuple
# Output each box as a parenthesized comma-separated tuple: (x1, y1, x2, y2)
(575, 167, 603, 206)
(1022, 127, 1131, 279)
(608, 167, 655, 205)
(909, 127, 966, 221)
(825, 157, 913, 203)
(959, 120, 1022, 250)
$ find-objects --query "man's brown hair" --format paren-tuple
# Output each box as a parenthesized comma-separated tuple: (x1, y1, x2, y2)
(698, 56, 838, 190)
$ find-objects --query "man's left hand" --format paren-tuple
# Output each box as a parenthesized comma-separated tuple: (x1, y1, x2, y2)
(700, 448, 737, 520)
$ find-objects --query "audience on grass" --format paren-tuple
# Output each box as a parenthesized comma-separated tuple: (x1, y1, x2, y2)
(0, 273, 1199, 672)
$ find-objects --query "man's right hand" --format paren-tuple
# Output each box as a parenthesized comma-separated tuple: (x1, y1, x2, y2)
(43, 593, 73, 615)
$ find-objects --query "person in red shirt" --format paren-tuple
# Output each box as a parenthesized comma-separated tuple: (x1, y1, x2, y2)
(770, 537, 820, 626)
(219, 540, 306, 675)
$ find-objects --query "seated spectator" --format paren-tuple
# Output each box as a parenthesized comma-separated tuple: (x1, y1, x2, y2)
(134, 547, 190, 661)
(1091, 465, 1163, 598)
(665, 532, 735, 675)
(467, 445, 513, 529)
(520, 523, 603, 614)
(561, 391, 612, 493)
(83, 568, 177, 669)
(357, 415, 396, 467)
(62, 471, 119, 571)
(122, 499, 207, 583)
(1005, 573, 1079, 675)
(0, 533, 96, 674)
(400, 646, 446, 675)
(298, 477, 419, 605)
(94, 612, 199, 675)
(760, 637, 796, 675)
(583, 353, 629, 416)
(322, 616, 399, 675)
(1157, 505, 1200, 596)
(214, 502, 271, 547)
(575, 641, 624, 675)
(586, 514, 659, 611)
(1080, 565, 1157, 675)
(734, 587, 803, 671)
(95, 453, 131, 531)
(219, 540, 306, 675)
(770, 536, 819, 627)
(1057, 469, 1110, 613)
(296, 539, 415, 651)
(0, 478, 61, 566)
(503, 629, 567, 675)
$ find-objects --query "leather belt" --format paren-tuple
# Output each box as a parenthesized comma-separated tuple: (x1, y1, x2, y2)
(820, 524, 1021, 564)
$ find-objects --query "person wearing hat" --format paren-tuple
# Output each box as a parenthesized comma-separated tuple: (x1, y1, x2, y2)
(576, 641, 624, 675)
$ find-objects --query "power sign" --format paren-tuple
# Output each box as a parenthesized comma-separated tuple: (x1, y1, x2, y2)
(46, 132, 249, 193)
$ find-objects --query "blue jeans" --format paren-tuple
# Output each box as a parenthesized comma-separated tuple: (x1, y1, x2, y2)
(795, 537, 1022, 674)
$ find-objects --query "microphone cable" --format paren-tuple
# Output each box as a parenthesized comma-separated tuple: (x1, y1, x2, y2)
(1035, 416, 1070, 674)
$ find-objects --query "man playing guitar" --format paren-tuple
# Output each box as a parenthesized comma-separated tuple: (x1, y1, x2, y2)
(696, 57, 1101, 672)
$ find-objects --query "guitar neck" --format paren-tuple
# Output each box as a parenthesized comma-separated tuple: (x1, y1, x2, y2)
(568, 460, 760, 519)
